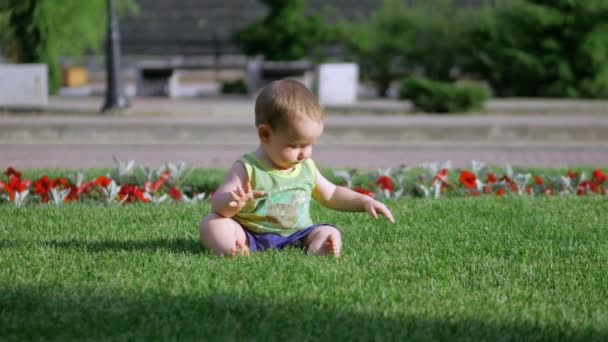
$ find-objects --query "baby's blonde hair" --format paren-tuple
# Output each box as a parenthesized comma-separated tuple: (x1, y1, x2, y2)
(255, 79, 322, 129)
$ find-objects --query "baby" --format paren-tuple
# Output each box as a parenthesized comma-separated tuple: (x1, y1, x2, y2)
(199, 79, 394, 257)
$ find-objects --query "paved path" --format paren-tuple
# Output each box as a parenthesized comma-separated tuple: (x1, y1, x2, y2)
(1, 96, 607, 169)
(2, 143, 606, 169)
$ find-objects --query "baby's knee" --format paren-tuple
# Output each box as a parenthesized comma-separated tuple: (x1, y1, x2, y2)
(199, 214, 221, 242)
(199, 213, 222, 230)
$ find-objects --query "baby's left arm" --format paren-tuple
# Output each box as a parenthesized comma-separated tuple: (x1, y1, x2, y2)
(312, 169, 395, 223)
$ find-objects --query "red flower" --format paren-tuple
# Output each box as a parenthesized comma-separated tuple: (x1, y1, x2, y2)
(169, 187, 182, 201)
(500, 176, 518, 192)
(144, 172, 171, 193)
(485, 173, 497, 184)
(4, 176, 30, 202)
(433, 169, 449, 185)
(53, 177, 69, 188)
(152, 172, 170, 191)
(33, 175, 54, 203)
(95, 176, 112, 188)
(376, 176, 394, 192)
(459, 171, 477, 190)
(534, 176, 544, 185)
(0, 180, 4, 191)
(353, 187, 373, 197)
(77, 181, 95, 196)
(66, 185, 80, 203)
(576, 180, 599, 196)
(525, 186, 533, 194)
(592, 169, 607, 184)
(4, 167, 21, 180)
(567, 170, 578, 179)
(118, 184, 149, 203)
(496, 188, 506, 196)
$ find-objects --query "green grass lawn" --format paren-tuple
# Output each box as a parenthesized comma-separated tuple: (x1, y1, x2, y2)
(1, 197, 607, 340)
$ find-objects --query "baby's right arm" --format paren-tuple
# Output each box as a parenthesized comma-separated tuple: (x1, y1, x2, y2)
(211, 162, 264, 218)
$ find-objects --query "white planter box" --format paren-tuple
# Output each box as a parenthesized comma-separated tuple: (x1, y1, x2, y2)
(0, 64, 48, 107)
(317, 63, 358, 105)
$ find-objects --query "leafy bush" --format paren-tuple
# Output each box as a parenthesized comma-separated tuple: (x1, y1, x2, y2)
(399, 77, 490, 113)
(464, 0, 608, 98)
(341, 0, 480, 97)
(220, 79, 248, 94)
(234, 0, 335, 61)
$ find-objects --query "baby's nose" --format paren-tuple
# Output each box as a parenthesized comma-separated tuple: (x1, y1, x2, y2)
(300, 147, 312, 160)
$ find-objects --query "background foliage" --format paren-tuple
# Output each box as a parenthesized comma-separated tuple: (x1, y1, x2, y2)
(341, 0, 482, 97)
(0, 0, 137, 94)
(399, 77, 490, 113)
(3, 0, 608, 99)
(464, 0, 608, 98)
(234, 0, 335, 61)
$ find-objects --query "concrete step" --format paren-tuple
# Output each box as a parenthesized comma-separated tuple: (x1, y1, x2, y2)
(1, 114, 607, 146)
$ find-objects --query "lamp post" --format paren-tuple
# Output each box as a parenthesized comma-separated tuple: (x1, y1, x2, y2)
(101, 0, 129, 113)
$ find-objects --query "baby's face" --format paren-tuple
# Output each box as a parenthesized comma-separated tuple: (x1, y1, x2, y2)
(265, 117, 323, 170)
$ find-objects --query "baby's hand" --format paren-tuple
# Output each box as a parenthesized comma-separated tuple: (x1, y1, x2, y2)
(364, 199, 396, 223)
(228, 182, 265, 210)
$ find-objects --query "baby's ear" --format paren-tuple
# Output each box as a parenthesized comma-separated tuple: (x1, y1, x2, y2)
(257, 124, 271, 143)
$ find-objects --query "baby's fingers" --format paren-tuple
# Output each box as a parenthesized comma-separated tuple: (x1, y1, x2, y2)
(367, 205, 379, 219)
(228, 190, 243, 207)
(377, 205, 396, 223)
(244, 182, 252, 194)
(252, 190, 266, 199)
(230, 190, 241, 202)
(380, 208, 395, 223)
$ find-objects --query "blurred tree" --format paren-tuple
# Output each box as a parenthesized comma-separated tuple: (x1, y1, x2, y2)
(0, 0, 137, 94)
(342, 0, 479, 97)
(341, 0, 417, 97)
(465, 0, 608, 98)
(234, 0, 336, 61)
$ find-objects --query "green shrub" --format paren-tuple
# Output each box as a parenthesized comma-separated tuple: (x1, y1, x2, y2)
(234, 0, 335, 61)
(341, 0, 480, 97)
(399, 77, 490, 113)
(464, 0, 608, 98)
(220, 79, 248, 94)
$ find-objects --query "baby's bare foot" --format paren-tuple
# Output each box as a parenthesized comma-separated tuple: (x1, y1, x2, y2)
(319, 234, 340, 257)
(230, 240, 250, 257)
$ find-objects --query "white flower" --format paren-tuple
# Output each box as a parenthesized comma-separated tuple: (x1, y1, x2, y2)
(51, 188, 71, 206)
(102, 180, 121, 204)
(181, 192, 206, 204)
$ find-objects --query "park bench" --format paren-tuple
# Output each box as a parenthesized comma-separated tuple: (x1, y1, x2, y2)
(137, 56, 315, 97)
(136, 55, 248, 97)
(246, 59, 315, 94)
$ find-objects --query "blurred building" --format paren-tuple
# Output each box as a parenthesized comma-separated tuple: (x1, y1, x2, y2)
(119, 0, 498, 58)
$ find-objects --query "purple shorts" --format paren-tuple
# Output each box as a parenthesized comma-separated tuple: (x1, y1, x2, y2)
(243, 223, 338, 252)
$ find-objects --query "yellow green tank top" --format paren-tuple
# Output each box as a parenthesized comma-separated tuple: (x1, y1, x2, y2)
(233, 153, 318, 236)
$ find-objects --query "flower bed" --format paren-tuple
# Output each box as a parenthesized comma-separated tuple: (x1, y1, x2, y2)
(1, 159, 606, 206)
(343, 161, 606, 200)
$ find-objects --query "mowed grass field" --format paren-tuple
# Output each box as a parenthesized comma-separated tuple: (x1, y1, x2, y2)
(1, 197, 607, 340)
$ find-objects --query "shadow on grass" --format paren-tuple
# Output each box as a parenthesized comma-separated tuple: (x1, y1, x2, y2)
(1, 286, 604, 340)
(43, 237, 202, 254)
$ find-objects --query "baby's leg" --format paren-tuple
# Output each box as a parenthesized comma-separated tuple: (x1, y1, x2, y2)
(199, 213, 249, 256)
(304, 225, 341, 257)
